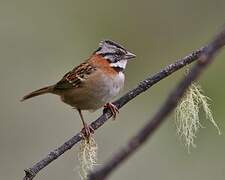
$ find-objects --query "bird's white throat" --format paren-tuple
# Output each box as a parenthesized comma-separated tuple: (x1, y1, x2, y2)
(110, 60, 127, 70)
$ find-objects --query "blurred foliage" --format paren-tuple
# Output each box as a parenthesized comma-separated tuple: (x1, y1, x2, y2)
(0, 0, 225, 179)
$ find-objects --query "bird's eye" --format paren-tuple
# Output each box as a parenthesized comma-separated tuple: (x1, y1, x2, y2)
(115, 51, 124, 56)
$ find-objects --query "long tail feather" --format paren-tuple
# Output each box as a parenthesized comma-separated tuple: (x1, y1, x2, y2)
(21, 85, 54, 101)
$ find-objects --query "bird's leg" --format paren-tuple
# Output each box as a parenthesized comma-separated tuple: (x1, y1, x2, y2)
(103, 102, 119, 120)
(78, 109, 94, 139)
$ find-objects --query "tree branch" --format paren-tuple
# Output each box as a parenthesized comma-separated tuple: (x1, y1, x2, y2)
(23, 47, 204, 180)
(89, 28, 225, 180)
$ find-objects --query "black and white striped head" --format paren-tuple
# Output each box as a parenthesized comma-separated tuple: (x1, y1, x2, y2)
(94, 40, 136, 71)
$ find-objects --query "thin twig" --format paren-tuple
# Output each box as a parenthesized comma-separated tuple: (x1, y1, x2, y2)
(23, 47, 204, 180)
(89, 28, 225, 180)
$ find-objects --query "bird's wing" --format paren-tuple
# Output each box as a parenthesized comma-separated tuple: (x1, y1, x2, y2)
(55, 62, 96, 89)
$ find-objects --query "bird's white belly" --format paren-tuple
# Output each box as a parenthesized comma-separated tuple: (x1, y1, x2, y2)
(61, 72, 125, 110)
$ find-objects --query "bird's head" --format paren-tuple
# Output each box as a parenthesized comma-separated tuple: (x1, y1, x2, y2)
(94, 40, 136, 71)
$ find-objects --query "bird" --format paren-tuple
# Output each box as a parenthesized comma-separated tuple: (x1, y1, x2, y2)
(21, 40, 136, 138)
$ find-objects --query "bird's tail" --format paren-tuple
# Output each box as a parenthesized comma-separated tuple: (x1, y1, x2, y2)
(21, 85, 55, 101)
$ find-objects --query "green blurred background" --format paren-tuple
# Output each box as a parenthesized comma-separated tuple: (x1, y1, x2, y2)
(1, 0, 225, 179)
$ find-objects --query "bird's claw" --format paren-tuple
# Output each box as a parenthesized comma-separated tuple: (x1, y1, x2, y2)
(104, 102, 119, 120)
(81, 123, 94, 139)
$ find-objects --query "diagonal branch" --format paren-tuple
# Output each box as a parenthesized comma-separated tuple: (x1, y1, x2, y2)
(89, 28, 225, 180)
(23, 47, 204, 180)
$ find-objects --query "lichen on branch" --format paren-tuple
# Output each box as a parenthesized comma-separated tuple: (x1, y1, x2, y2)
(175, 82, 221, 150)
(78, 136, 98, 180)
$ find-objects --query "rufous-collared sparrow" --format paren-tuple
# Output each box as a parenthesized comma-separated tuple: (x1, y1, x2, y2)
(21, 40, 136, 137)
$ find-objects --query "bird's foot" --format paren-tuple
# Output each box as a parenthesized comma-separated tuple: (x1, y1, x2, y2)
(81, 123, 94, 139)
(104, 102, 119, 120)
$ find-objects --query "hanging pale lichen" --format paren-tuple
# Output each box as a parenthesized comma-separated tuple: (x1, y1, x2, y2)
(175, 82, 221, 151)
(78, 136, 98, 180)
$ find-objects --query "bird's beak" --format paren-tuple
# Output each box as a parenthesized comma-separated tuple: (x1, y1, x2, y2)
(125, 51, 136, 60)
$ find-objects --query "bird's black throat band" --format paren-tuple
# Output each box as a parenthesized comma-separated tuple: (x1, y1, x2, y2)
(112, 66, 124, 72)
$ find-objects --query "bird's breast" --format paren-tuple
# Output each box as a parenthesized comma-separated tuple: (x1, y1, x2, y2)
(86, 70, 125, 104)
(60, 70, 125, 110)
